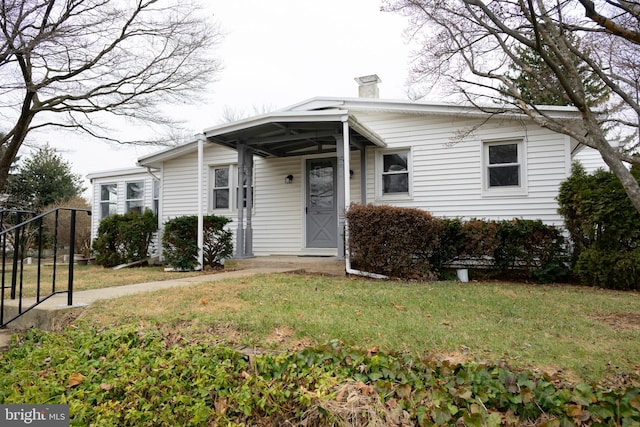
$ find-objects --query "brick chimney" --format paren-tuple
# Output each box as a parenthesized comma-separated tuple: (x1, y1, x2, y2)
(354, 74, 381, 98)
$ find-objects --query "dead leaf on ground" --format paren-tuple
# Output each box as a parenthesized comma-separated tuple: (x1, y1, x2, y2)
(67, 373, 85, 388)
(390, 302, 405, 311)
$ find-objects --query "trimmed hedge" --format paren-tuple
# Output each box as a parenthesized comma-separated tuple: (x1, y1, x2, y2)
(347, 204, 569, 282)
(162, 215, 232, 271)
(346, 204, 442, 280)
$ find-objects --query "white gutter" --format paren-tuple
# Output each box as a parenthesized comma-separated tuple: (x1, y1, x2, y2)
(341, 120, 389, 280)
(196, 134, 205, 270)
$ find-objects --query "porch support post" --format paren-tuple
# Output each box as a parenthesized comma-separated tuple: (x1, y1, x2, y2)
(360, 146, 367, 204)
(235, 144, 245, 258)
(336, 135, 345, 260)
(244, 147, 254, 257)
(335, 121, 351, 260)
(197, 134, 205, 270)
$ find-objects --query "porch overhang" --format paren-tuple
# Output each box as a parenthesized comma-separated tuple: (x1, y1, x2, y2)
(200, 109, 384, 261)
(202, 110, 386, 156)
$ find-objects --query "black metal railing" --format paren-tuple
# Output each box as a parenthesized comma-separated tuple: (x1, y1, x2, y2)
(0, 208, 91, 328)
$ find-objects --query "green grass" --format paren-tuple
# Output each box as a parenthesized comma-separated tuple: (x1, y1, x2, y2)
(80, 273, 640, 383)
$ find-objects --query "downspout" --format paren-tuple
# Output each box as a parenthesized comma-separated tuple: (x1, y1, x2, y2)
(341, 119, 388, 280)
(145, 167, 160, 181)
(197, 134, 205, 270)
(144, 166, 162, 262)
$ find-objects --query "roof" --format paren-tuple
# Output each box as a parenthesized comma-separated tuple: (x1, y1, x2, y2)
(137, 96, 584, 168)
(87, 166, 156, 181)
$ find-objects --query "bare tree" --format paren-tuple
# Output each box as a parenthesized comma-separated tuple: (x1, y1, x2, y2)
(383, 0, 640, 213)
(0, 0, 223, 191)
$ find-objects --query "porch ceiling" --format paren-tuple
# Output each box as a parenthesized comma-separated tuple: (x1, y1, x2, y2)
(203, 112, 383, 157)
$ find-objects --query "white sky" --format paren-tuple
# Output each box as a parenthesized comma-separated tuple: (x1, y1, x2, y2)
(39, 0, 416, 199)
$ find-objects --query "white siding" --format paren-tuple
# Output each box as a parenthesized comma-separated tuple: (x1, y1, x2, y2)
(88, 169, 157, 243)
(572, 146, 608, 173)
(93, 107, 577, 257)
(357, 111, 569, 226)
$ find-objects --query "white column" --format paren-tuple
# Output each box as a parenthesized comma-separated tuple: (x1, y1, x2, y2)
(244, 147, 254, 257)
(342, 121, 351, 260)
(336, 135, 345, 260)
(235, 145, 245, 258)
(197, 134, 204, 270)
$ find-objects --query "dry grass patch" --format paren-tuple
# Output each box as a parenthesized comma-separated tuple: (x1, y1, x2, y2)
(591, 311, 640, 330)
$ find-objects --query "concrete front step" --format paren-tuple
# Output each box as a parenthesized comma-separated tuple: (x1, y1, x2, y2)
(228, 256, 345, 276)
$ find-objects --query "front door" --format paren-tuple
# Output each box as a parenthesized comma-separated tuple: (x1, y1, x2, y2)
(306, 158, 337, 248)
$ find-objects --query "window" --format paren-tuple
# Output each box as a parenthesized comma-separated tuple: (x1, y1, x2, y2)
(125, 181, 144, 214)
(152, 179, 160, 215)
(100, 183, 117, 218)
(484, 140, 526, 192)
(212, 166, 230, 209)
(210, 165, 254, 210)
(377, 149, 411, 197)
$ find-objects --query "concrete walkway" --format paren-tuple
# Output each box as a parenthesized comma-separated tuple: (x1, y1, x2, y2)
(0, 256, 346, 350)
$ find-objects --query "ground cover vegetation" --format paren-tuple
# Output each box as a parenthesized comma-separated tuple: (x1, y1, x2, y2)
(2, 274, 639, 425)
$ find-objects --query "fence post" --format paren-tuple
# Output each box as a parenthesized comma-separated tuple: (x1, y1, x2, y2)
(10, 211, 21, 299)
(67, 210, 76, 306)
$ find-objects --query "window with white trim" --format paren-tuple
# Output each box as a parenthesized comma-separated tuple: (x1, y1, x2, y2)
(211, 166, 230, 209)
(209, 165, 254, 210)
(484, 140, 525, 191)
(125, 181, 144, 214)
(100, 183, 117, 218)
(377, 149, 411, 197)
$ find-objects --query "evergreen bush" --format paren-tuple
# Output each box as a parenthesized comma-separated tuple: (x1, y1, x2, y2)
(92, 210, 158, 267)
(558, 163, 640, 289)
(162, 215, 232, 271)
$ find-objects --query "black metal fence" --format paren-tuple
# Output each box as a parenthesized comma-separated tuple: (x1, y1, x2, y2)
(0, 208, 90, 328)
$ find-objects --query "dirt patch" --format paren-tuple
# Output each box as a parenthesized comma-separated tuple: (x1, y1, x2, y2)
(302, 381, 411, 426)
(266, 326, 315, 351)
(591, 312, 640, 330)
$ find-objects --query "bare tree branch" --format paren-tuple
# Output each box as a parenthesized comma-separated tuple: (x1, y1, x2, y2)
(383, 0, 640, 213)
(0, 0, 223, 190)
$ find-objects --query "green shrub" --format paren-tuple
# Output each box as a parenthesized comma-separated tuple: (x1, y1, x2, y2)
(558, 163, 640, 287)
(162, 215, 232, 271)
(347, 205, 568, 282)
(92, 210, 157, 267)
(431, 218, 465, 272)
(347, 204, 442, 280)
(576, 248, 640, 290)
(494, 219, 570, 283)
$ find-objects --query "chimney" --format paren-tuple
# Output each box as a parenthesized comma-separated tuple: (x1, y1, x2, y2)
(354, 74, 381, 98)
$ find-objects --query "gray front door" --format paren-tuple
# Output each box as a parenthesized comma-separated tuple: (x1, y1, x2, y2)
(306, 158, 337, 248)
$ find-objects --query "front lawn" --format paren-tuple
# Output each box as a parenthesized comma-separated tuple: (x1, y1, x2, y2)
(2, 273, 640, 425)
(80, 273, 640, 383)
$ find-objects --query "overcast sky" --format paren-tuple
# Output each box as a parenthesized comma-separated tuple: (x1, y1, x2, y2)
(42, 0, 416, 198)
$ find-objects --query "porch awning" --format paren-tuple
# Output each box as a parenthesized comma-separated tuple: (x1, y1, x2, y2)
(202, 110, 386, 156)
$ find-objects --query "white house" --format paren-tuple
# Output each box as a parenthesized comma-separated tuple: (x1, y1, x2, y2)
(88, 76, 602, 263)
(87, 167, 160, 255)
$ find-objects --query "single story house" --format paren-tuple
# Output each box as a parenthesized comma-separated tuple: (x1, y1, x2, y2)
(88, 76, 608, 265)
